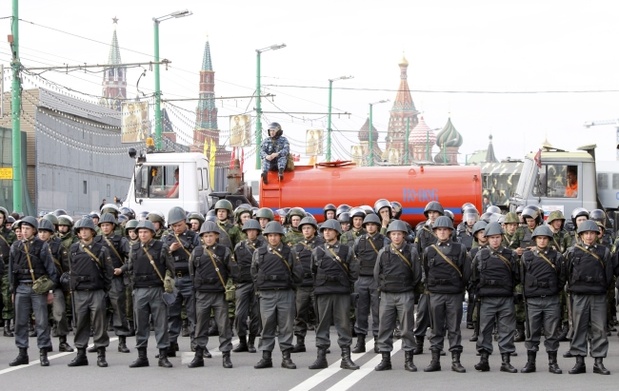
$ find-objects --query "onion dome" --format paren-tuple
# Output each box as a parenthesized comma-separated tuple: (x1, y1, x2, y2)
(409, 116, 435, 145)
(435, 117, 463, 148)
(358, 118, 379, 142)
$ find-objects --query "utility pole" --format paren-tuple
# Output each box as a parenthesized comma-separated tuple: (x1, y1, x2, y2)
(327, 75, 353, 161)
(10, 0, 22, 213)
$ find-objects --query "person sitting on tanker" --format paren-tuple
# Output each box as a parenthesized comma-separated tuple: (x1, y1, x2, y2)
(564, 166, 578, 198)
(260, 122, 289, 184)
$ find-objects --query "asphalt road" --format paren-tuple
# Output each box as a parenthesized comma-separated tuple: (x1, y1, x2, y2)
(0, 322, 618, 391)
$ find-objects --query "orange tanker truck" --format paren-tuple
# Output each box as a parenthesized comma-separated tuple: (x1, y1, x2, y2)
(259, 162, 483, 227)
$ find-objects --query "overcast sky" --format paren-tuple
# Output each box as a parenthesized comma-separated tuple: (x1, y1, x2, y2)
(2, 0, 619, 166)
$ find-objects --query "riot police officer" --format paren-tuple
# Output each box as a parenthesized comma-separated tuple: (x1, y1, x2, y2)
(251, 221, 303, 369)
(67, 218, 113, 367)
(292, 217, 323, 353)
(119, 220, 175, 368)
(472, 222, 519, 373)
(423, 216, 470, 373)
(374, 220, 422, 372)
(8, 216, 58, 367)
(232, 219, 265, 353)
(260, 122, 290, 183)
(308, 219, 359, 371)
(519, 225, 566, 374)
(188, 221, 237, 368)
(564, 220, 614, 375)
(352, 213, 385, 354)
(161, 207, 200, 357)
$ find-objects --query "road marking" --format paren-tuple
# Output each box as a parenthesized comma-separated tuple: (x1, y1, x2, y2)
(326, 340, 402, 391)
(290, 339, 402, 391)
(0, 338, 118, 375)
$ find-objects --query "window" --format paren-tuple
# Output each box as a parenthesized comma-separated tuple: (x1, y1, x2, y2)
(83, 180, 88, 194)
(532, 164, 577, 198)
(134, 164, 179, 198)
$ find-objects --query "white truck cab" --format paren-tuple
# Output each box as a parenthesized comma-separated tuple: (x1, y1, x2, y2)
(123, 149, 212, 219)
(509, 145, 598, 220)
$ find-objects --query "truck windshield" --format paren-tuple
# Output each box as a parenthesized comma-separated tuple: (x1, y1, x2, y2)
(134, 164, 180, 199)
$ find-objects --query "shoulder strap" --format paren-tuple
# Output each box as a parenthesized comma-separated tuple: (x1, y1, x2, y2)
(142, 245, 165, 283)
(537, 251, 557, 271)
(494, 250, 513, 270)
(204, 247, 227, 289)
(174, 233, 193, 258)
(391, 244, 412, 268)
(23, 242, 36, 282)
(81, 245, 103, 269)
(270, 248, 291, 272)
(102, 235, 124, 265)
(575, 244, 605, 268)
(430, 244, 462, 277)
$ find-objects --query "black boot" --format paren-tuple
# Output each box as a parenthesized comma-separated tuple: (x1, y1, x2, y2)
(309, 347, 328, 369)
(222, 351, 233, 368)
(340, 346, 359, 370)
(352, 334, 366, 354)
(254, 351, 273, 369)
(40, 349, 50, 367)
(568, 355, 586, 374)
(87, 345, 97, 353)
(247, 335, 257, 353)
(424, 350, 441, 372)
(3, 320, 13, 337)
(451, 351, 466, 373)
(278, 169, 284, 181)
(261, 171, 268, 185)
(373, 337, 379, 353)
(167, 342, 178, 358)
(469, 323, 478, 342)
(118, 335, 130, 353)
(233, 335, 248, 353)
(548, 351, 562, 374)
(412, 336, 424, 355)
(474, 350, 490, 372)
(521, 350, 536, 373)
(593, 357, 610, 375)
(97, 347, 108, 368)
(514, 322, 525, 342)
(59, 335, 74, 352)
(181, 319, 190, 338)
(158, 349, 173, 368)
(203, 346, 212, 358)
(9, 348, 29, 366)
(500, 353, 517, 373)
(281, 349, 296, 369)
(404, 350, 417, 372)
(188, 346, 204, 368)
(292, 336, 306, 353)
(375, 352, 392, 371)
(129, 347, 149, 368)
(68, 348, 88, 367)
(563, 350, 574, 358)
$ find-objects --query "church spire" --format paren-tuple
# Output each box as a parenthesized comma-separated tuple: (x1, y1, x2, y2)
(194, 37, 219, 148)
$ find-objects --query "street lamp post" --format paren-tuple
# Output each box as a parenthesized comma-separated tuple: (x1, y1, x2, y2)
(153, 10, 192, 151)
(368, 99, 389, 166)
(255, 43, 286, 169)
(327, 75, 353, 162)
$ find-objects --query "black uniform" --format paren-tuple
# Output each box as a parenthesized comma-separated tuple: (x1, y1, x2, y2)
(293, 235, 323, 339)
(69, 240, 113, 350)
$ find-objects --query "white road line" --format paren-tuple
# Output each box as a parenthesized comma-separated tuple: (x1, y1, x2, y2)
(290, 338, 382, 391)
(0, 337, 119, 375)
(326, 340, 402, 391)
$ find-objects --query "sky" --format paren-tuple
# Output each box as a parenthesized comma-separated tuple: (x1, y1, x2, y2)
(2, 0, 619, 167)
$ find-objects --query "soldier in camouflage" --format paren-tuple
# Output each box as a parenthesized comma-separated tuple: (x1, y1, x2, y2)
(260, 122, 290, 184)
(0, 207, 16, 337)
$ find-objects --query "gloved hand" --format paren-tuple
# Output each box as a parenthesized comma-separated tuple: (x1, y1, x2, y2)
(164, 274, 176, 294)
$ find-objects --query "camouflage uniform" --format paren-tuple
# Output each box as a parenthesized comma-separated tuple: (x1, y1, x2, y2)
(0, 224, 16, 330)
(260, 134, 289, 174)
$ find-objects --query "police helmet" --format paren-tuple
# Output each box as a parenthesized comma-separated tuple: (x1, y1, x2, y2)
(515, 205, 525, 215)
(432, 216, 453, 230)
(521, 206, 542, 225)
(349, 207, 366, 220)
(486, 205, 501, 214)
(461, 202, 477, 214)
(214, 199, 234, 216)
(423, 201, 444, 217)
(241, 219, 262, 233)
(73, 217, 97, 235)
(444, 210, 455, 223)
(199, 221, 220, 236)
(89, 211, 101, 220)
(489, 213, 503, 224)
(167, 206, 187, 226)
(338, 212, 351, 224)
(124, 219, 139, 235)
(138, 211, 149, 221)
(6, 216, 15, 225)
(298, 216, 318, 231)
(570, 207, 589, 227)
(577, 220, 599, 235)
(531, 225, 553, 239)
(484, 222, 504, 237)
(119, 207, 135, 220)
(0, 206, 8, 218)
(386, 220, 408, 234)
(53, 209, 68, 217)
(323, 203, 337, 220)
(42, 213, 59, 226)
(147, 211, 166, 226)
(319, 219, 342, 235)
(374, 199, 392, 215)
(480, 212, 493, 223)
(267, 122, 283, 138)
(462, 207, 479, 225)
(335, 204, 351, 219)
(136, 220, 156, 234)
(100, 203, 120, 217)
(362, 213, 381, 228)
(390, 201, 403, 220)
(98, 212, 117, 226)
(38, 219, 55, 233)
(262, 221, 285, 236)
(472, 221, 488, 238)
(589, 209, 606, 225)
(256, 207, 275, 222)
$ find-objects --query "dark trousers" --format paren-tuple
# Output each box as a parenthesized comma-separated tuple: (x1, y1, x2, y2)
(73, 290, 109, 349)
(258, 289, 295, 352)
(569, 293, 608, 358)
(234, 282, 261, 337)
(476, 296, 516, 354)
(354, 276, 379, 337)
(108, 277, 131, 336)
(134, 287, 169, 349)
(524, 295, 560, 353)
(377, 291, 415, 352)
(429, 292, 463, 352)
(14, 284, 51, 349)
(194, 291, 232, 352)
(294, 286, 314, 337)
(168, 275, 195, 344)
(315, 293, 352, 348)
(413, 293, 431, 337)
